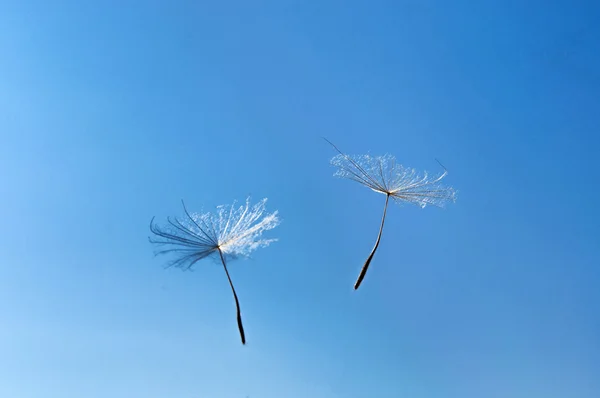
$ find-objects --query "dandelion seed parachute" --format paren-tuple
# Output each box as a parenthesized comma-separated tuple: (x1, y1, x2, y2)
(325, 138, 457, 289)
(149, 197, 280, 344)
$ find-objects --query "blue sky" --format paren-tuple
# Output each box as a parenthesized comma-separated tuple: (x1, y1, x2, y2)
(1, 1, 599, 397)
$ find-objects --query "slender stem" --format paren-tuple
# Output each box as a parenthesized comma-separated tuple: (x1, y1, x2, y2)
(354, 194, 390, 290)
(218, 249, 246, 345)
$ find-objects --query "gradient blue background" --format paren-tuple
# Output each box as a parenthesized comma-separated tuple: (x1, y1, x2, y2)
(1, 1, 599, 397)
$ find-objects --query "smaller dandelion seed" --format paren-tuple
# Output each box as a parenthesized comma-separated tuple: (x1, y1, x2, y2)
(325, 138, 457, 290)
(149, 197, 280, 345)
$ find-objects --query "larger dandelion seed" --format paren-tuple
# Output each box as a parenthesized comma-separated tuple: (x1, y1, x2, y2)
(325, 138, 457, 290)
(149, 197, 280, 344)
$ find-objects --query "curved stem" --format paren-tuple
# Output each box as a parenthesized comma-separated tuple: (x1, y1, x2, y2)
(218, 249, 246, 345)
(354, 194, 390, 290)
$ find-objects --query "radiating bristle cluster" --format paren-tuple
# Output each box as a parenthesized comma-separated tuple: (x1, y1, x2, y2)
(331, 153, 457, 208)
(149, 197, 280, 269)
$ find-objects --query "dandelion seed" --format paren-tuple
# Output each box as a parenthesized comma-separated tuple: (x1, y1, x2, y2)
(325, 138, 457, 290)
(149, 197, 280, 344)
